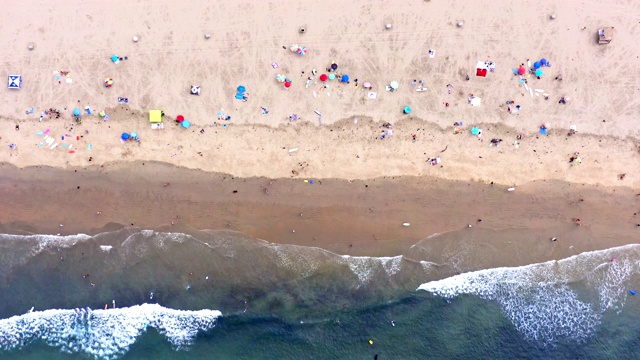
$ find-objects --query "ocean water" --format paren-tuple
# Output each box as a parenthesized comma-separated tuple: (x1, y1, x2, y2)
(0, 229, 638, 359)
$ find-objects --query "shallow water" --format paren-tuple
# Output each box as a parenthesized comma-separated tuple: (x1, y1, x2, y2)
(0, 229, 638, 359)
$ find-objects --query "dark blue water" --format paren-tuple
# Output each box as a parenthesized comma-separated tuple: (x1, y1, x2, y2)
(0, 229, 639, 359)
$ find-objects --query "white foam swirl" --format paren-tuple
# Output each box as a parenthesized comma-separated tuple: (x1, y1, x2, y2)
(0, 304, 221, 360)
(418, 244, 640, 345)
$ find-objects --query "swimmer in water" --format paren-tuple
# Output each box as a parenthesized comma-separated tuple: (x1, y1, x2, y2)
(391, 320, 396, 327)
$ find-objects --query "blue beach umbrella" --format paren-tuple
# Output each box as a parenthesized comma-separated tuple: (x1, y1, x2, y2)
(73, 108, 81, 117)
(130, 132, 138, 138)
(237, 85, 246, 93)
(341, 74, 350, 82)
(540, 58, 548, 66)
(181, 120, 191, 129)
(403, 106, 411, 114)
(471, 127, 479, 135)
(121, 132, 130, 140)
(535, 69, 543, 77)
(533, 61, 541, 69)
(328, 73, 336, 81)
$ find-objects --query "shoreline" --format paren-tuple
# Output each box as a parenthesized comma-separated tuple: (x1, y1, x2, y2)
(1, 162, 638, 268)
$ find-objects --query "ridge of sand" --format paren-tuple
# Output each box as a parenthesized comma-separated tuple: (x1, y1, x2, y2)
(2, 114, 640, 188)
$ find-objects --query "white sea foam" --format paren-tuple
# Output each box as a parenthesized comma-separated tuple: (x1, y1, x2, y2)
(418, 244, 640, 345)
(0, 233, 92, 256)
(0, 303, 221, 360)
(342, 255, 403, 283)
(379, 256, 403, 277)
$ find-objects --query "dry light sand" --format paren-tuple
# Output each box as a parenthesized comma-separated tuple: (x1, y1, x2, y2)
(0, 0, 639, 187)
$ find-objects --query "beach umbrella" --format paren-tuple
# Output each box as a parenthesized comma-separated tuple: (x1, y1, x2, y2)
(111, 55, 119, 63)
(533, 61, 541, 69)
(104, 78, 114, 88)
(176, 115, 185, 122)
(284, 80, 291, 88)
(237, 85, 246, 93)
(535, 69, 543, 77)
(390, 81, 399, 90)
(540, 58, 548, 66)
(290, 44, 299, 52)
(181, 120, 191, 129)
(517, 66, 526, 75)
(341, 74, 350, 82)
(276, 74, 286, 83)
(328, 73, 336, 81)
(72, 108, 81, 117)
(121, 133, 130, 140)
(471, 127, 480, 135)
(130, 131, 138, 138)
(297, 46, 307, 56)
(403, 106, 411, 114)
(319, 74, 328, 82)
(363, 81, 372, 88)
(331, 63, 338, 70)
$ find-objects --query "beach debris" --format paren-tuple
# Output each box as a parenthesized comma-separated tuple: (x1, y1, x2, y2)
(367, 91, 377, 99)
(27, 42, 35, 50)
(457, 21, 464, 28)
(288, 148, 298, 153)
(132, 35, 140, 42)
(630, 289, 637, 296)
(385, 23, 392, 30)
(507, 187, 516, 192)
(550, 14, 556, 20)
(299, 26, 306, 34)
(204, 33, 211, 39)
(402, 223, 410, 227)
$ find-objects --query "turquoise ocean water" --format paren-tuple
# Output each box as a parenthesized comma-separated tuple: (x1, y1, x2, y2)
(0, 228, 638, 359)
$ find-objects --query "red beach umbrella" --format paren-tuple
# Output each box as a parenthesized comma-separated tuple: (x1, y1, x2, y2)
(284, 81, 291, 88)
(319, 74, 328, 82)
(176, 115, 185, 122)
(517, 66, 525, 75)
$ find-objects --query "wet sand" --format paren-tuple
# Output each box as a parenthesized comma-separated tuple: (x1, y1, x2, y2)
(1, 162, 638, 269)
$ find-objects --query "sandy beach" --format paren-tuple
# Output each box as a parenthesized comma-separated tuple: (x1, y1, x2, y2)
(0, 0, 639, 188)
(2, 3, 640, 357)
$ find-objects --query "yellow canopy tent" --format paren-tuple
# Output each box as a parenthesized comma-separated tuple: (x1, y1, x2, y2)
(149, 110, 162, 123)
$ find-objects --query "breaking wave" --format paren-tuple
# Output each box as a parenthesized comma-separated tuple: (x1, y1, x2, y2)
(418, 244, 640, 345)
(0, 304, 221, 360)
